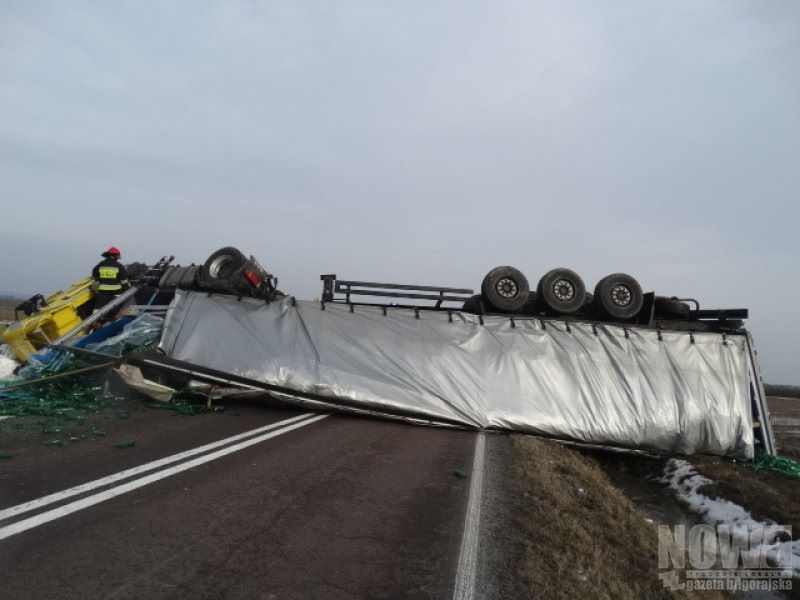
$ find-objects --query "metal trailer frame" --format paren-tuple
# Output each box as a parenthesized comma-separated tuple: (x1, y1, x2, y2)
(746, 333, 777, 455)
(319, 275, 749, 333)
(320, 275, 474, 308)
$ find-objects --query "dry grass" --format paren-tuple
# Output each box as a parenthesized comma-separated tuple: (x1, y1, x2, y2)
(510, 436, 724, 600)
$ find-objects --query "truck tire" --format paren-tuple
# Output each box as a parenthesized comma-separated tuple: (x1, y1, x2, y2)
(654, 296, 690, 318)
(171, 266, 191, 289)
(203, 247, 247, 282)
(125, 262, 148, 281)
(584, 292, 594, 306)
(195, 267, 238, 295)
(177, 265, 200, 290)
(537, 268, 586, 314)
(481, 266, 529, 312)
(158, 265, 185, 289)
(462, 294, 484, 314)
(593, 273, 643, 320)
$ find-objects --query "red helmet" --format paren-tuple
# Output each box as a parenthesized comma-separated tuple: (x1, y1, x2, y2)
(103, 246, 122, 258)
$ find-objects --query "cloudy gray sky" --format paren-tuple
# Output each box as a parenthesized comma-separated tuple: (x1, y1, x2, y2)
(1, 1, 798, 383)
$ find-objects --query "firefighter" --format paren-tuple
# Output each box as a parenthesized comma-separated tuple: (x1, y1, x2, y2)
(92, 246, 130, 311)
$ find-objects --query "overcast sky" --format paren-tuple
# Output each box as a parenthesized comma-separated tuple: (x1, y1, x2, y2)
(1, 1, 798, 383)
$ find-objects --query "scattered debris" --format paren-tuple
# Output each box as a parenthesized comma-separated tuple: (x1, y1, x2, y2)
(453, 469, 467, 479)
(746, 452, 800, 478)
(0, 370, 116, 419)
(0, 353, 18, 380)
(114, 439, 136, 449)
(0, 343, 18, 374)
(84, 313, 163, 357)
(148, 399, 205, 415)
(115, 364, 174, 402)
(0, 315, 164, 419)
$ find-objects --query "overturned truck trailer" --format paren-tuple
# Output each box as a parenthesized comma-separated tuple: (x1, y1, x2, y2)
(146, 249, 774, 460)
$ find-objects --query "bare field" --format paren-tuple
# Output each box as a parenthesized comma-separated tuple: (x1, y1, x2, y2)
(769, 395, 800, 460)
(0, 300, 17, 322)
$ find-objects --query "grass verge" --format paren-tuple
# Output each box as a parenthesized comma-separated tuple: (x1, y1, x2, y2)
(510, 435, 723, 599)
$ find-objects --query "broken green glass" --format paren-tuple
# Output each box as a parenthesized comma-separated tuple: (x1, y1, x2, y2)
(746, 452, 800, 479)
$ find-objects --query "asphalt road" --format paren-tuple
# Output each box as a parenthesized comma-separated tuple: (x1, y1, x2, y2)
(0, 405, 479, 600)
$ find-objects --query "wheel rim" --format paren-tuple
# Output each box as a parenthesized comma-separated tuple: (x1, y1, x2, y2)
(208, 255, 235, 279)
(552, 279, 575, 303)
(610, 284, 632, 307)
(496, 277, 519, 299)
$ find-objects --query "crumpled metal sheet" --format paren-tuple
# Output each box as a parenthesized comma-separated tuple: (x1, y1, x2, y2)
(159, 291, 754, 458)
(116, 364, 174, 403)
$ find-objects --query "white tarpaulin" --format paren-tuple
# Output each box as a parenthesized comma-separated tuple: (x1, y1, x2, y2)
(159, 291, 754, 458)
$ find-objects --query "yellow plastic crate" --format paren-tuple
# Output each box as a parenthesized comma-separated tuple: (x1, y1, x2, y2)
(2, 277, 95, 361)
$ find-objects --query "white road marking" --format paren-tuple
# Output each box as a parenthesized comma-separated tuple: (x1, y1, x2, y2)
(0, 413, 328, 541)
(452, 432, 485, 600)
(0, 412, 319, 525)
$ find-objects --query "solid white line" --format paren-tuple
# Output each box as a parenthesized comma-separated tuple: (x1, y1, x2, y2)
(452, 432, 485, 600)
(0, 413, 315, 523)
(0, 414, 328, 541)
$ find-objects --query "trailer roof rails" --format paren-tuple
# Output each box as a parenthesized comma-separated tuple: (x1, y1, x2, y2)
(318, 275, 748, 334)
(320, 275, 473, 309)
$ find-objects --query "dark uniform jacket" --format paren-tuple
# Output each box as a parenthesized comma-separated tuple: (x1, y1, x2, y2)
(92, 258, 130, 293)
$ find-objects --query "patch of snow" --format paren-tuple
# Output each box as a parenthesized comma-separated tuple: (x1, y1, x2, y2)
(661, 458, 799, 576)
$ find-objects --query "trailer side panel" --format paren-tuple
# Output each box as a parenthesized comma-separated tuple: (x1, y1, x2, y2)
(160, 292, 754, 459)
